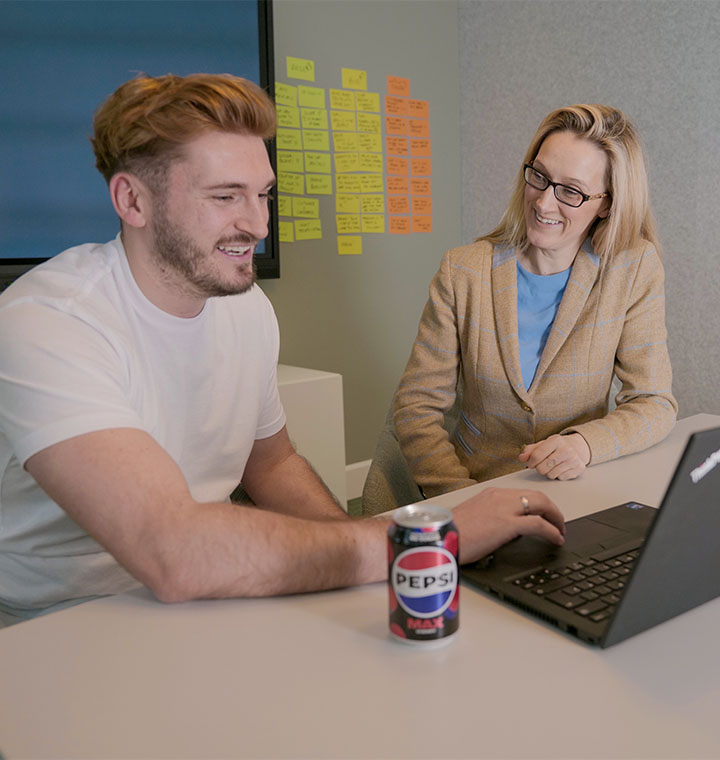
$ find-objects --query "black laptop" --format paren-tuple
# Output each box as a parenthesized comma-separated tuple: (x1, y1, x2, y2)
(462, 427, 720, 647)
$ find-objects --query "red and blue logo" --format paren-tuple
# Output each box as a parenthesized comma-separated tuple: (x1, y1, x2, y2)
(391, 546, 458, 618)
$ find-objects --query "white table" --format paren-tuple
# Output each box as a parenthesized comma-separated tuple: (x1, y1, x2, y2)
(1, 414, 719, 760)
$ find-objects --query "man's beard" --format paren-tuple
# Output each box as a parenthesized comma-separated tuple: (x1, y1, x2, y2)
(150, 205, 257, 299)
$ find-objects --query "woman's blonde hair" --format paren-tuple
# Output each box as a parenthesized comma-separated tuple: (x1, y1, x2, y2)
(481, 104, 660, 258)
(91, 73, 276, 187)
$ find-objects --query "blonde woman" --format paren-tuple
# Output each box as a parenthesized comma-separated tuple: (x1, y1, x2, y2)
(394, 104, 677, 498)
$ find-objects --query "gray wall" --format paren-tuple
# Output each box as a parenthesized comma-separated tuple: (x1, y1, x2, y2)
(266, 0, 463, 464)
(458, 0, 720, 421)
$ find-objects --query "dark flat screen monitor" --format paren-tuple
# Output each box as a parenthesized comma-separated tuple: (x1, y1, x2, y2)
(0, 0, 278, 288)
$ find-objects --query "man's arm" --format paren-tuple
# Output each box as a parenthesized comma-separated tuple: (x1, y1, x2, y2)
(241, 427, 349, 520)
(25, 427, 565, 605)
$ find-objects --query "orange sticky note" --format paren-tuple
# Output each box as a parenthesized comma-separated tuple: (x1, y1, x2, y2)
(388, 196, 410, 214)
(385, 95, 408, 116)
(412, 215, 433, 233)
(385, 116, 408, 136)
(408, 99, 429, 119)
(386, 136, 409, 156)
(387, 76, 410, 97)
(387, 176, 409, 194)
(410, 138, 431, 157)
(411, 158, 432, 176)
(410, 177, 431, 195)
(412, 196, 433, 215)
(387, 156, 409, 176)
(389, 216, 411, 234)
(409, 119, 430, 138)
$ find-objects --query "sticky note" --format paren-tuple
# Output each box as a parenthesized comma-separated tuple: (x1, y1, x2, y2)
(303, 130, 330, 151)
(277, 195, 293, 217)
(410, 177, 431, 195)
(277, 150, 304, 173)
(334, 152, 360, 173)
(386, 137, 409, 156)
(301, 108, 328, 130)
(362, 215, 385, 234)
(342, 67, 368, 90)
(359, 174, 384, 193)
(411, 158, 432, 176)
(304, 152, 331, 174)
(388, 196, 410, 214)
(361, 194, 385, 214)
(412, 216, 433, 233)
(287, 56, 315, 82)
(329, 89, 356, 110)
(358, 153, 383, 173)
(409, 119, 430, 138)
(276, 128, 303, 150)
(336, 175, 362, 194)
(298, 85, 326, 109)
(410, 138, 431, 157)
(389, 216, 411, 234)
(387, 76, 410, 97)
(306, 174, 333, 195)
(276, 105, 301, 129)
(337, 236, 363, 255)
(355, 92, 380, 113)
(275, 82, 297, 107)
(277, 172, 304, 195)
(387, 156, 409, 176)
(336, 214, 361, 234)
(385, 95, 408, 116)
(357, 112, 382, 134)
(408, 99, 429, 119)
(295, 219, 323, 240)
(331, 110, 357, 132)
(358, 134, 382, 153)
(336, 193, 361, 214)
(279, 220, 295, 242)
(293, 197, 320, 218)
(385, 116, 408, 136)
(412, 197, 433, 215)
(333, 132, 358, 152)
(387, 176, 409, 194)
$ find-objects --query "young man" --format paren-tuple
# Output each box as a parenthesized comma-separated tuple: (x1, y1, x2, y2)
(0, 74, 564, 626)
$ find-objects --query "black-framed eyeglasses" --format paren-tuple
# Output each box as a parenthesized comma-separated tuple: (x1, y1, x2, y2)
(523, 164, 609, 208)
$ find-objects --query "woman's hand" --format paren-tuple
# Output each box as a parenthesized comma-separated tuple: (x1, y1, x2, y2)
(519, 433, 590, 480)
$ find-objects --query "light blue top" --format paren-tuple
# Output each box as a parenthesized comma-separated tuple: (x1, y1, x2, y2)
(517, 259, 571, 391)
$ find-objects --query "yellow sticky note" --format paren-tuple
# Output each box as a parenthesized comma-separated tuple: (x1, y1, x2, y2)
(295, 219, 322, 240)
(276, 128, 303, 150)
(358, 153, 383, 173)
(301, 108, 328, 130)
(329, 89, 356, 111)
(275, 82, 297, 107)
(293, 197, 320, 218)
(336, 175, 362, 194)
(306, 174, 333, 195)
(359, 174, 385, 193)
(358, 134, 382, 153)
(298, 85, 325, 109)
(277, 172, 305, 195)
(357, 112, 382, 134)
(336, 214, 361, 234)
(362, 214, 385, 233)
(355, 92, 380, 113)
(333, 132, 358, 152)
(303, 130, 330, 151)
(304, 152, 331, 174)
(342, 67, 367, 90)
(287, 56, 315, 82)
(279, 220, 295, 242)
(361, 194, 385, 214)
(337, 236, 363, 255)
(334, 152, 360, 173)
(276, 105, 301, 129)
(330, 110, 357, 132)
(336, 193, 361, 214)
(277, 150, 304, 173)
(277, 195, 293, 217)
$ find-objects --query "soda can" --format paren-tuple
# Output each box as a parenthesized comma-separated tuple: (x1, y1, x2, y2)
(388, 504, 459, 645)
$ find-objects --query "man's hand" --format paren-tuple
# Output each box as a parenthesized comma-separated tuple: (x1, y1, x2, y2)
(519, 433, 591, 480)
(451, 487, 565, 564)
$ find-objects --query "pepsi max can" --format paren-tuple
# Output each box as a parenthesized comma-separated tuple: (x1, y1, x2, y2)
(388, 504, 459, 644)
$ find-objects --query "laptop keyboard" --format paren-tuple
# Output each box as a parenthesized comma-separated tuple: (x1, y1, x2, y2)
(511, 547, 641, 624)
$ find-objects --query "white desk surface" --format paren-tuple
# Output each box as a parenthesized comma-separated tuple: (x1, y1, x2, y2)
(2, 414, 720, 760)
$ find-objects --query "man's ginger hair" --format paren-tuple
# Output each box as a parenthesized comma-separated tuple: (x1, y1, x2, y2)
(91, 73, 276, 187)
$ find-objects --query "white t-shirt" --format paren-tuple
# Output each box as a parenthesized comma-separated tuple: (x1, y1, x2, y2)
(0, 236, 286, 622)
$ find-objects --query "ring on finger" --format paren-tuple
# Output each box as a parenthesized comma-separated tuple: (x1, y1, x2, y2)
(520, 496, 530, 516)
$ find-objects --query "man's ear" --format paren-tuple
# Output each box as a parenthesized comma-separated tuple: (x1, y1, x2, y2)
(108, 173, 152, 229)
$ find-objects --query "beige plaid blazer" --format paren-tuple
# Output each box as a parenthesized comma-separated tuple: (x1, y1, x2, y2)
(393, 238, 677, 497)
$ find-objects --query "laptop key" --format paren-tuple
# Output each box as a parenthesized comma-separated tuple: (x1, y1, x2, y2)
(575, 599, 608, 617)
(546, 591, 585, 610)
(590, 610, 612, 623)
